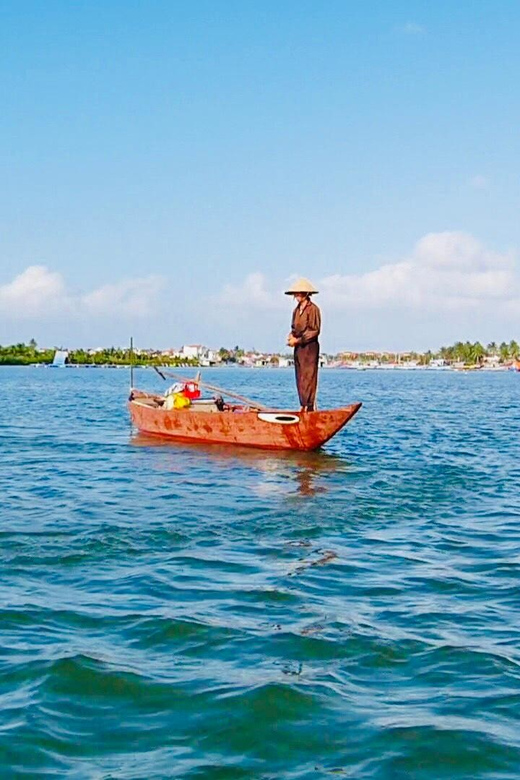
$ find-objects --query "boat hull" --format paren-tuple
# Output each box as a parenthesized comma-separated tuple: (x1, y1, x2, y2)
(128, 398, 361, 451)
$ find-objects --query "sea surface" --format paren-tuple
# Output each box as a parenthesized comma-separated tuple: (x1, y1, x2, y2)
(1, 366, 519, 779)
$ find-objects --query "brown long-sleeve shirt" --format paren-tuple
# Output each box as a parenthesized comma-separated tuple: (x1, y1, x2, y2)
(291, 300, 321, 345)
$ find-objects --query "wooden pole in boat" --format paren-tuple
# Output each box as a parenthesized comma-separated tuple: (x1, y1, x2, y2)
(154, 366, 167, 380)
(130, 337, 134, 390)
(153, 367, 271, 411)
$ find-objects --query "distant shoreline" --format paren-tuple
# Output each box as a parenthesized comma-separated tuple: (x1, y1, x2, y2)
(2, 340, 519, 371)
(2, 363, 518, 373)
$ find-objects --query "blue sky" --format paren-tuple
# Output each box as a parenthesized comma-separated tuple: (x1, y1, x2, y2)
(1, 1, 519, 351)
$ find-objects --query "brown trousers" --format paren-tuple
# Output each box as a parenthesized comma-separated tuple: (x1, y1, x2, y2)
(294, 341, 319, 410)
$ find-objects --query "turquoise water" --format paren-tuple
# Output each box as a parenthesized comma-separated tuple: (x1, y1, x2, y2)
(1, 366, 519, 778)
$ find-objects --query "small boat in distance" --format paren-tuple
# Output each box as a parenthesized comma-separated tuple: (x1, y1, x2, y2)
(49, 349, 69, 367)
(128, 372, 361, 451)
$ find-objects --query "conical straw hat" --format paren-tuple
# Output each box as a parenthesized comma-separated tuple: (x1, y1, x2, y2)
(284, 277, 319, 295)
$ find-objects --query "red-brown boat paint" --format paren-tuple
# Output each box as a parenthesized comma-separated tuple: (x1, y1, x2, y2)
(128, 396, 362, 451)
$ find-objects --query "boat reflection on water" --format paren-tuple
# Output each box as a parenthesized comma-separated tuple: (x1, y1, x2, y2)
(130, 433, 350, 498)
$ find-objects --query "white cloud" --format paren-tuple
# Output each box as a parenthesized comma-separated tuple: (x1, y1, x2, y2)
(399, 22, 425, 35)
(210, 232, 520, 351)
(83, 276, 163, 317)
(0, 266, 71, 317)
(321, 232, 516, 311)
(215, 232, 519, 316)
(0, 265, 163, 321)
(217, 272, 285, 310)
(469, 175, 488, 190)
(4, 234, 518, 351)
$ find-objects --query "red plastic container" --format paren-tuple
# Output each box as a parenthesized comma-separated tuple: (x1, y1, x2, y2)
(182, 382, 201, 400)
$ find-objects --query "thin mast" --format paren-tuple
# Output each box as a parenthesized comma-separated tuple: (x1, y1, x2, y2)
(130, 336, 134, 390)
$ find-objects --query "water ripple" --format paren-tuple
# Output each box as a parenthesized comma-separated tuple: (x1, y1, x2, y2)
(1, 367, 520, 777)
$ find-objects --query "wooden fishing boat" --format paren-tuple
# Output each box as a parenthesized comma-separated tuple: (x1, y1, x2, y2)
(128, 372, 361, 451)
(129, 392, 360, 451)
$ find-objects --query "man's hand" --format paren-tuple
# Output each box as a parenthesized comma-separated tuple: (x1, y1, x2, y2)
(287, 334, 300, 347)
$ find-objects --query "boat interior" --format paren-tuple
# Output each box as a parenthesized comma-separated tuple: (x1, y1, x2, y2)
(129, 391, 252, 414)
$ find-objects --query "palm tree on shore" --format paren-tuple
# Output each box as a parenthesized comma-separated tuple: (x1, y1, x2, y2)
(470, 342, 486, 365)
(499, 342, 510, 362)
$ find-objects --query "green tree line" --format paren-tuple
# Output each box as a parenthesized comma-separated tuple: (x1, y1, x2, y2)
(0, 340, 54, 365)
(438, 340, 519, 365)
(0, 342, 199, 366)
(345, 339, 519, 366)
(1, 339, 519, 367)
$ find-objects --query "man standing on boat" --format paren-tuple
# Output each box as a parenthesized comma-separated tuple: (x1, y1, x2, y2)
(286, 278, 321, 412)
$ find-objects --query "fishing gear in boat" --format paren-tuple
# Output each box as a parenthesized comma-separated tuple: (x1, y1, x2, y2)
(152, 366, 270, 411)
